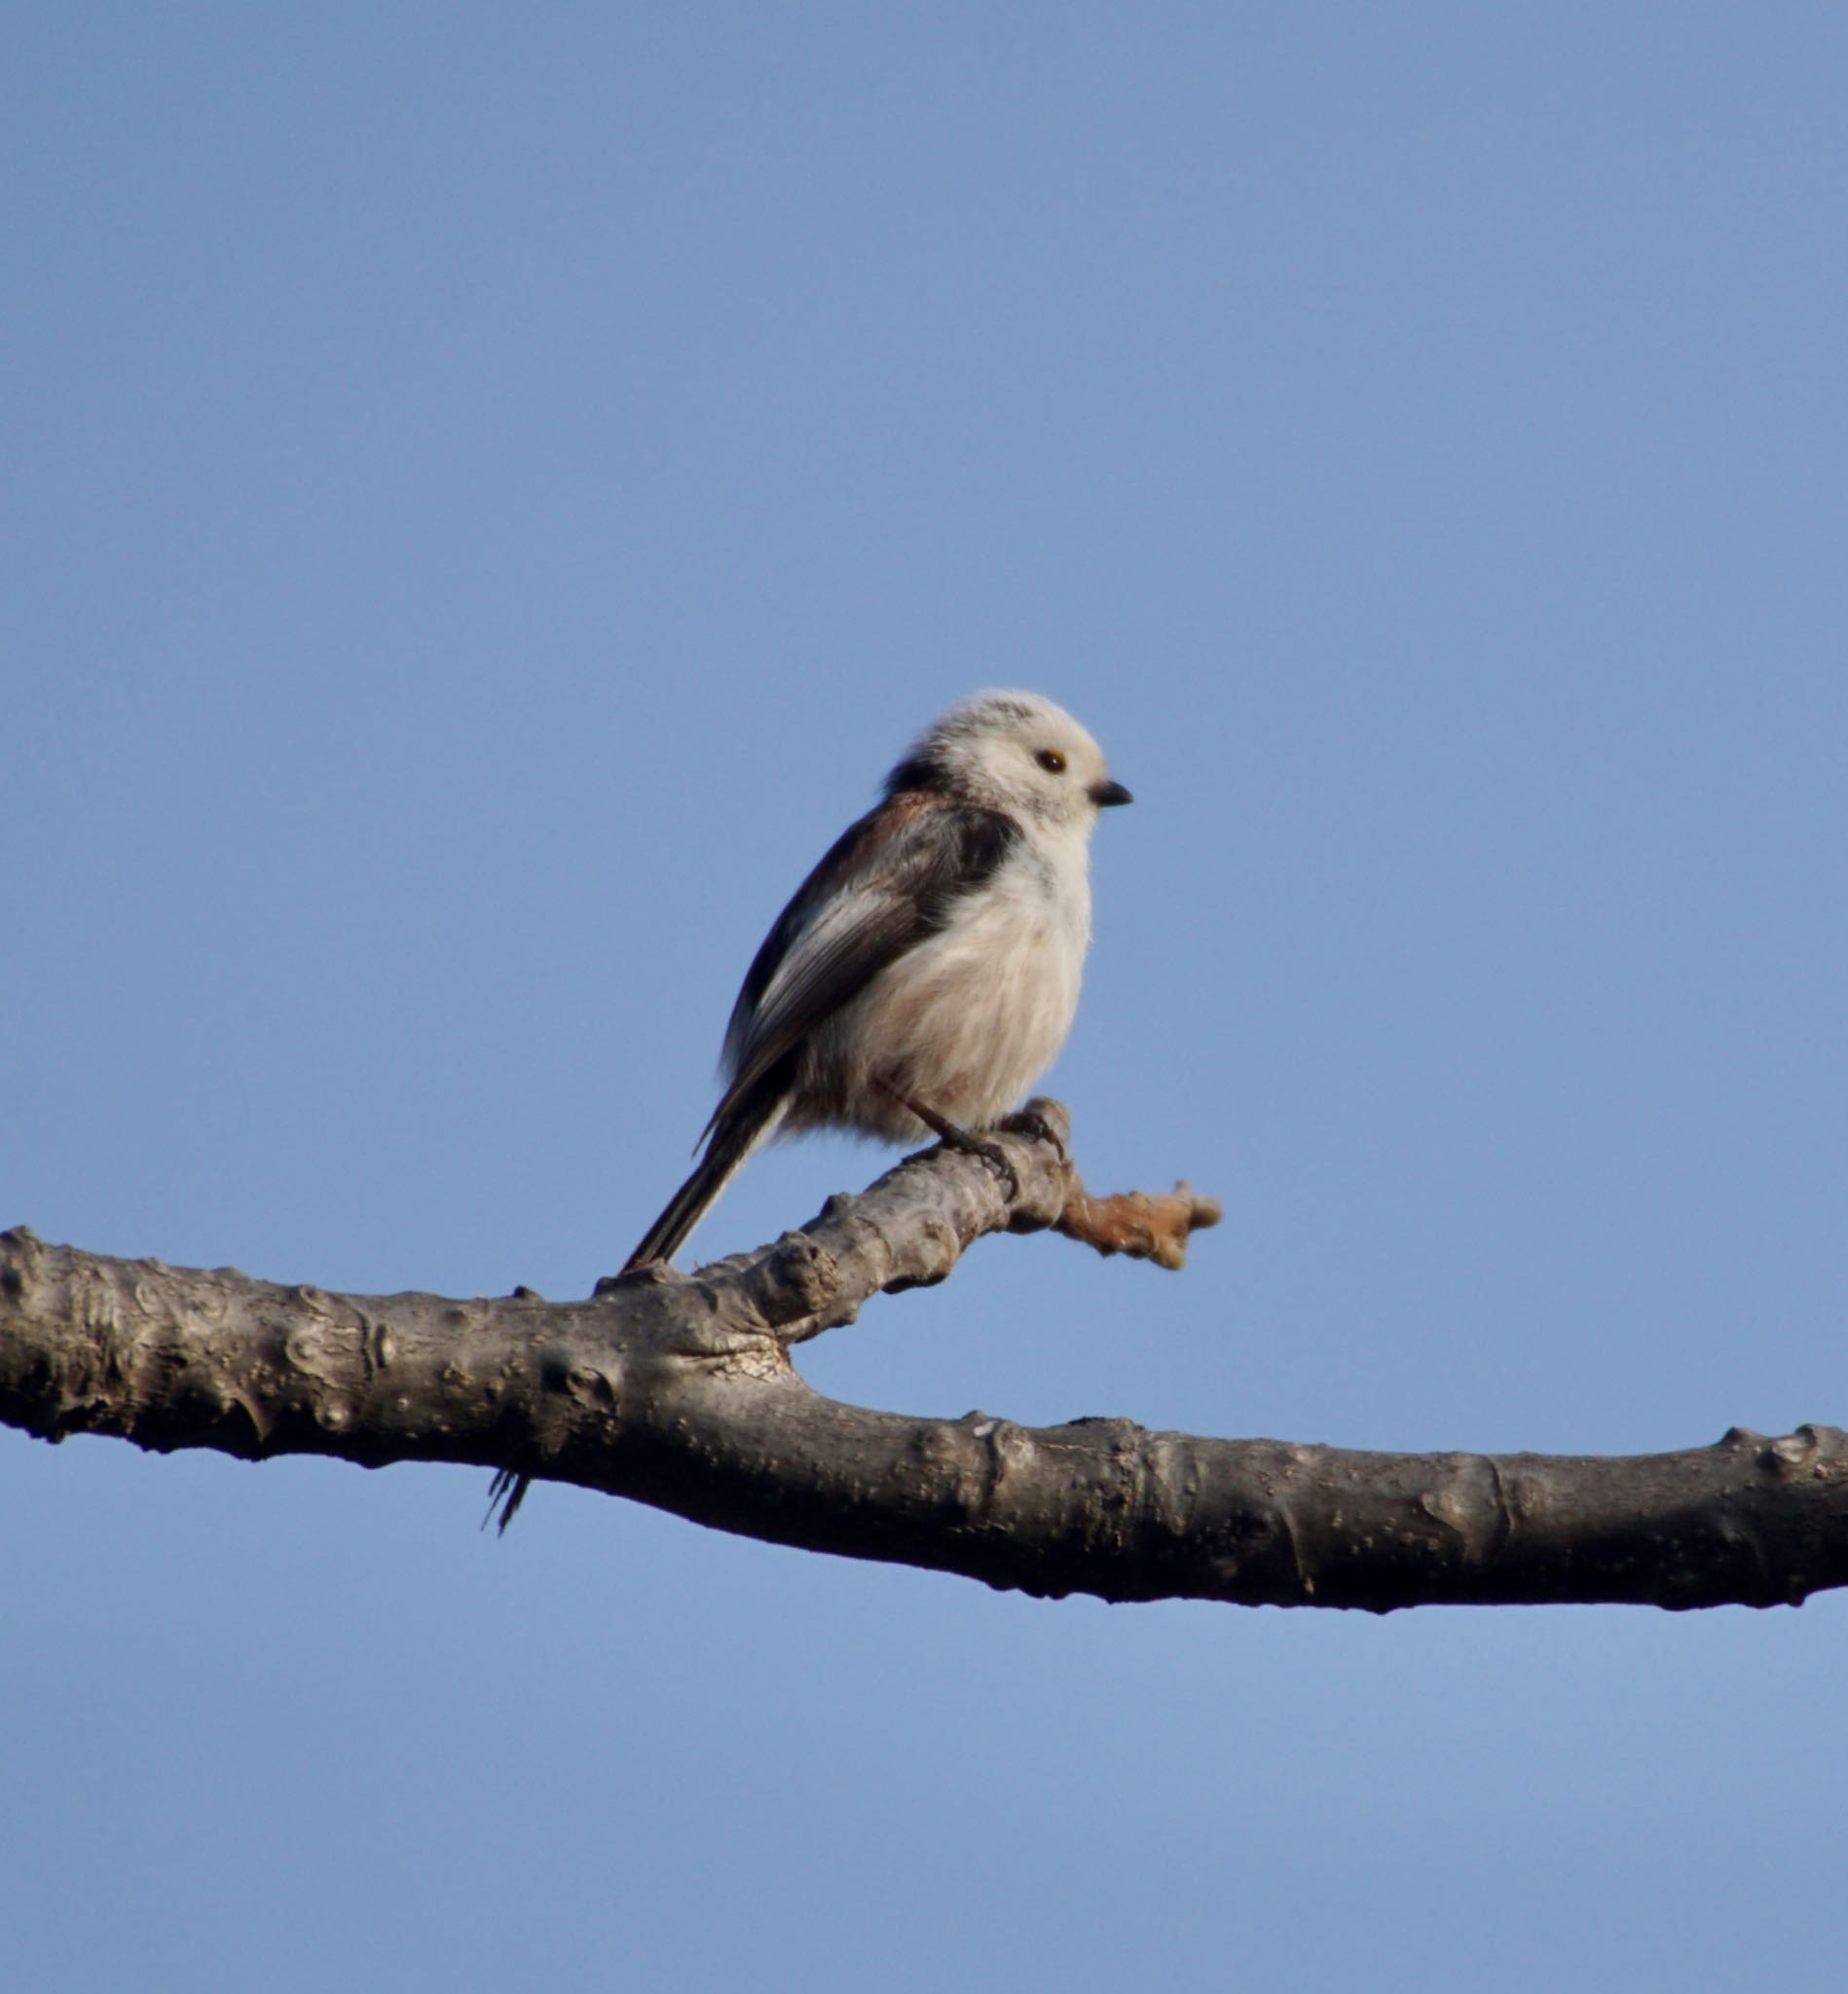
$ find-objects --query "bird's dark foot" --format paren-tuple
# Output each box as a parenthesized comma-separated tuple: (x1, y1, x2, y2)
(1000, 1103, 1069, 1165)
(940, 1126, 1020, 1199)
(887, 1083, 1022, 1199)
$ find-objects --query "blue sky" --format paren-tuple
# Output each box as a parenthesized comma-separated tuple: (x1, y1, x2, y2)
(5, 6, 1846, 1987)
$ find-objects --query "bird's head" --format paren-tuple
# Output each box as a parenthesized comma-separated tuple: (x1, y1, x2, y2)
(886, 690, 1132, 830)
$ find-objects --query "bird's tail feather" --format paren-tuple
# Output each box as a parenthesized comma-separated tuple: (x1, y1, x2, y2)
(484, 1086, 785, 1534)
(618, 1104, 769, 1274)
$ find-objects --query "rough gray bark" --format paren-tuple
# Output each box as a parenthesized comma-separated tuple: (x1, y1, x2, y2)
(5, 1102, 1843, 1610)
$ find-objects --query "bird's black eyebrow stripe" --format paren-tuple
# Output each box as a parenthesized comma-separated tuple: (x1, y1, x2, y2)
(882, 754, 956, 797)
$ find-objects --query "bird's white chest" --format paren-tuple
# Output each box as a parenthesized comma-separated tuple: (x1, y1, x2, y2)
(861, 835, 1091, 1124)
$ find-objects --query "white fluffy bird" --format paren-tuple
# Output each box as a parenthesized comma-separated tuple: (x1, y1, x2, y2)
(627, 687, 1131, 1266)
(489, 689, 1128, 1528)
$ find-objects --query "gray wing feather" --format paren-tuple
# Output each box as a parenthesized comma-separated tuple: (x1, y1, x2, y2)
(706, 797, 1018, 1132)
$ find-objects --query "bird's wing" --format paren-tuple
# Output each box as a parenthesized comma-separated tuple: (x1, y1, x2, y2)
(705, 791, 1020, 1134)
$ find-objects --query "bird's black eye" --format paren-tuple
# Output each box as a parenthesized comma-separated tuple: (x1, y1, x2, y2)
(1036, 749, 1066, 774)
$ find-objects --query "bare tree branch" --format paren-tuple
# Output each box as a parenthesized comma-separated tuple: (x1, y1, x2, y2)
(5, 1100, 1843, 1610)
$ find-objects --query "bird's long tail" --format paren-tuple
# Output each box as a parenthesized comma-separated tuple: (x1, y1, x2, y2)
(485, 1084, 785, 1533)
(617, 1089, 781, 1276)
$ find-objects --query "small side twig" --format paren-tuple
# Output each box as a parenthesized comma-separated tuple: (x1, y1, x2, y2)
(1055, 1178, 1222, 1269)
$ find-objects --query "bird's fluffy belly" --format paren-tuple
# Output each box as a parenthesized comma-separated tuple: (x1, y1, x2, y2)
(790, 878, 1085, 1140)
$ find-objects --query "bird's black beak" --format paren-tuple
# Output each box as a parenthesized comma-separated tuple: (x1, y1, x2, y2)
(1090, 779, 1133, 808)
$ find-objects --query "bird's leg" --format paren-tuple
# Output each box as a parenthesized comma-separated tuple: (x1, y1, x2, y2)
(883, 1083, 1020, 1198)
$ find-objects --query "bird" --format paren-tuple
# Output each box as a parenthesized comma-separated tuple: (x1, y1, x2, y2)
(487, 689, 1130, 1530)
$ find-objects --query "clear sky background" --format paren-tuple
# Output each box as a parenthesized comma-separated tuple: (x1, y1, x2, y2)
(5, 6, 1846, 1988)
